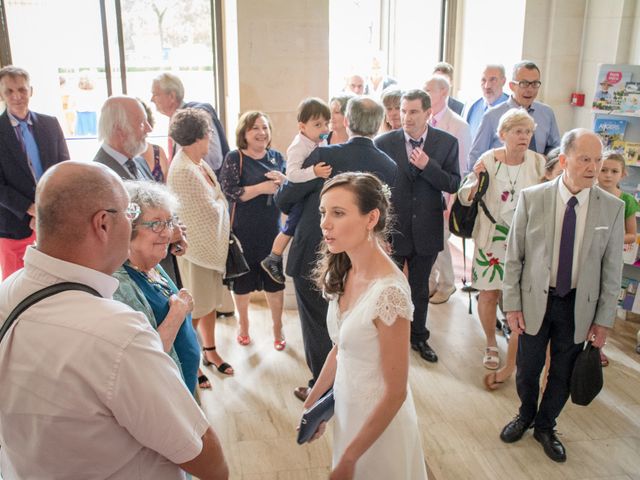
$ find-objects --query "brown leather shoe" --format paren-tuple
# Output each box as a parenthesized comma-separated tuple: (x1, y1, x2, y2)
(293, 386, 310, 402)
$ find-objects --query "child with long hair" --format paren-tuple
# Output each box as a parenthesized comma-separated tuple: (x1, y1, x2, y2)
(597, 151, 639, 366)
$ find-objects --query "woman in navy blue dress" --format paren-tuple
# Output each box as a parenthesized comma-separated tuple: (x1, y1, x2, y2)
(219, 111, 287, 351)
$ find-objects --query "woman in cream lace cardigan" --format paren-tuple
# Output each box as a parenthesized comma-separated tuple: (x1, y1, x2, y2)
(167, 108, 233, 384)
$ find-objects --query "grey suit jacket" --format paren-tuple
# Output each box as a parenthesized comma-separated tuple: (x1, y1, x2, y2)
(93, 147, 153, 181)
(503, 176, 624, 343)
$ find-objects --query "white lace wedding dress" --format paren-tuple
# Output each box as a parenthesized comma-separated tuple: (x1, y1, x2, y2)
(327, 272, 428, 479)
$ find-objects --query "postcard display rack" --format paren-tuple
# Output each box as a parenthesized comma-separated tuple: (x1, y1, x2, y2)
(592, 64, 640, 328)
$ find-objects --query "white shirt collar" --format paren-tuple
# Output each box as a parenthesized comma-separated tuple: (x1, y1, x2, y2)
(23, 246, 120, 299)
(101, 143, 129, 167)
(403, 126, 428, 144)
(8, 110, 32, 127)
(558, 174, 590, 206)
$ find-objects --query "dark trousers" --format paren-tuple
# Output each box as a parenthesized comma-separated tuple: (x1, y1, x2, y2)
(293, 275, 332, 387)
(392, 251, 437, 344)
(516, 290, 583, 431)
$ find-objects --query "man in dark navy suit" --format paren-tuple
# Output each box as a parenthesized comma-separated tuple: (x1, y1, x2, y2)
(151, 73, 229, 174)
(276, 97, 397, 401)
(375, 89, 460, 363)
(0, 66, 69, 279)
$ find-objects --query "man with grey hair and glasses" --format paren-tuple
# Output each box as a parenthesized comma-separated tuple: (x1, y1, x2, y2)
(276, 96, 397, 402)
(0, 161, 228, 479)
(469, 60, 560, 169)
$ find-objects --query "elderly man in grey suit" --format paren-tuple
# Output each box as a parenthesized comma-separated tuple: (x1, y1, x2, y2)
(499, 129, 624, 462)
(93, 96, 153, 181)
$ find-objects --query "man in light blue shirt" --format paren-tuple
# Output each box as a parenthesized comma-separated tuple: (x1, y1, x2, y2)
(468, 61, 560, 170)
(465, 64, 509, 140)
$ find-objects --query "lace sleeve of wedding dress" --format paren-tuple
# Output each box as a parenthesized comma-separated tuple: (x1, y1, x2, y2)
(374, 285, 414, 326)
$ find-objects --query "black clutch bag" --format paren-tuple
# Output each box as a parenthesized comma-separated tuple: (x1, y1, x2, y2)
(297, 388, 335, 444)
(570, 342, 603, 406)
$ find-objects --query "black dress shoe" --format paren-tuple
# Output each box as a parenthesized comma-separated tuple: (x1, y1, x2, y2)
(411, 341, 438, 363)
(534, 429, 567, 462)
(293, 386, 310, 402)
(500, 415, 533, 443)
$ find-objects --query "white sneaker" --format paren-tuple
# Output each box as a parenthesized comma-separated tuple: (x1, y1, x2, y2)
(429, 286, 456, 304)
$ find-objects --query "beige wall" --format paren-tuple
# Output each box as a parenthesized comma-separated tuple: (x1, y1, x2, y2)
(234, 0, 330, 154)
(521, 0, 639, 132)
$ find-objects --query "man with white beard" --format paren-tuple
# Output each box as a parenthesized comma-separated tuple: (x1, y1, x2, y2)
(93, 96, 154, 180)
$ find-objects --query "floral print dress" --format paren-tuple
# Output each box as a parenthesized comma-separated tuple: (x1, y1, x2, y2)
(472, 161, 535, 290)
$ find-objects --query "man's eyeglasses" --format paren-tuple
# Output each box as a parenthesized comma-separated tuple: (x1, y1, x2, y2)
(105, 202, 141, 221)
(135, 218, 176, 234)
(515, 80, 542, 89)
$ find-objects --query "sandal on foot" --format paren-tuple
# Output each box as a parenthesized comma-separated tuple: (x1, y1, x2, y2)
(483, 371, 504, 391)
(274, 337, 286, 351)
(198, 373, 211, 389)
(483, 347, 500, 370)
(600, 350, 609, 367)
(202, 346, 234, 376)
(236, 334, 251, 346)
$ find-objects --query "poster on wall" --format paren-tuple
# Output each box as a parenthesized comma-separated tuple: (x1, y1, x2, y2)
(592, 65, 640, 114)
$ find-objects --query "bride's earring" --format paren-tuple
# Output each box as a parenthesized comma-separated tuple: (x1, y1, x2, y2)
(367, 229, 373, 242)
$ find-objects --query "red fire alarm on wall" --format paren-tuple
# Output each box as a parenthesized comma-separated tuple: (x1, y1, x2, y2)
(571, 92, 585, 106)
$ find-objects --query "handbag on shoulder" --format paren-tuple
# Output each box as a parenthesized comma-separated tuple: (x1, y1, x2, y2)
(223, 151, 250, 287)
(449, 171, 496, 238)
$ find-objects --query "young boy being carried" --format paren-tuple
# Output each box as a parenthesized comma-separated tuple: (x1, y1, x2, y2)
(260, 98, 332, 283)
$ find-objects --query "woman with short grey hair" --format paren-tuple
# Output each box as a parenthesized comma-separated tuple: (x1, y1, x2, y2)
(167, 108, 234, 380)
(113, 180, 202, 393)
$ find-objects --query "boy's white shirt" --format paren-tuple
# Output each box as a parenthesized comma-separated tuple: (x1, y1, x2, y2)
(286, 132, 327, 183)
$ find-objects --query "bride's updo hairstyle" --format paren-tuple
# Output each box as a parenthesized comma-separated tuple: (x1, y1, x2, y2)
(313, 172, 393, 297)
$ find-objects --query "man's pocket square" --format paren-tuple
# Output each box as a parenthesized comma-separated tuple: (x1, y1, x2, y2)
(594, 226, 609, 230)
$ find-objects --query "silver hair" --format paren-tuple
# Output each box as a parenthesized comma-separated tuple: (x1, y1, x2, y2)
(484, 64, 506, 77)
(124, 180, 179, 222)
(426, 74, 450, 94)
(345, 97, 384, 137)
(98, 96, 131, 142)
(153, 73, 185, 104)
(560, 128, 600, 156)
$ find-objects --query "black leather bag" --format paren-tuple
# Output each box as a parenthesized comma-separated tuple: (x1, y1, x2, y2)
(570, 342, 603, 406)
(223, 151, 250, 287)
(449, 171, 496, 238)
(297, 388, 335, 444)
(224, 231, 249, 282)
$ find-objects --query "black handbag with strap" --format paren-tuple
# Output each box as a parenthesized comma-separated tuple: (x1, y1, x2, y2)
(449, 170, 496, 239)
(223, 151, 250, 287)
(0, 282, 101, 343)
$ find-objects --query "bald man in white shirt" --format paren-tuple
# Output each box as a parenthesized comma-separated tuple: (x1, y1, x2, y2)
(0, 162, 228, 480)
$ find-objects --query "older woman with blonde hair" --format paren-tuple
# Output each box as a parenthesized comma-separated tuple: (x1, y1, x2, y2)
(167, 108, 233, 383)
(458, 109, 545, 376)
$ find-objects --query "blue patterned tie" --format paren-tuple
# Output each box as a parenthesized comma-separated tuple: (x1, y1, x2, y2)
(18, 120, 43, 180)
(556, 196, 578, 297)
(124, 158, 140, 179)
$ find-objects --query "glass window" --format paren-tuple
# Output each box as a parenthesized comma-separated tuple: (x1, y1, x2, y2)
(120, 0, 217, 151)
(457, 0, 526, 103)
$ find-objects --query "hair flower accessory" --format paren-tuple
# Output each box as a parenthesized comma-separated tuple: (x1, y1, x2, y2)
(381, 183, 392, 201)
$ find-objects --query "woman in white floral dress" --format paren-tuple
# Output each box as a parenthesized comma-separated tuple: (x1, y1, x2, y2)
(458, 109, 545, 374)
(302, 172, 427, 480)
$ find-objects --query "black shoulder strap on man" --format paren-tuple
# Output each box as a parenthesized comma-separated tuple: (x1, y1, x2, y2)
(0, 282, 101, 343)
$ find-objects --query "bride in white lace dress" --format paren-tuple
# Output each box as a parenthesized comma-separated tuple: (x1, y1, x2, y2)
(302, 172, 427, 480)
